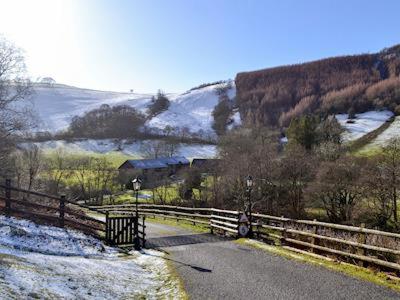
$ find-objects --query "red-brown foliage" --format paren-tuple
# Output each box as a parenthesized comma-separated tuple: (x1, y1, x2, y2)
(235, 45, 400, 127)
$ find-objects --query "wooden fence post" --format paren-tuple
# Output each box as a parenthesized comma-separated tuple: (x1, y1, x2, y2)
(357, 223, 367, 267)
(142, 216, 146, 248)
(210, 212, 214, 234)
(59, 195, 65, 227)
(281, 216, 286, 246)
(5, 179, 11, 216)
(310, 219, 318, 253)
(105, 211, 110, 244)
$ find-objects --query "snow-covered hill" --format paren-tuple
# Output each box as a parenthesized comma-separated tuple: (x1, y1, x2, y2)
(31, 83, 154, 132)
(147, 83, 236, 133)
(31, 82, 237, 135)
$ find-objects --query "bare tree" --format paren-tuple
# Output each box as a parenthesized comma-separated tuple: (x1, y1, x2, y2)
(308, 156, 364, 223)
(140, 140, 178, 159)
(44, 148, 70, 194)
(10, 144, 42, 190)
(0, 37, 33, 174)
(24, 145, 42, 191)
(381, 138, 400, 225)
(362, 157, 394, 229)
(278, 144, 315, 218)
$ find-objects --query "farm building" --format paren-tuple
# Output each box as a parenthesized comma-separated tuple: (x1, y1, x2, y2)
(191, 158, 220, 173)
(118, 156, 190, 184)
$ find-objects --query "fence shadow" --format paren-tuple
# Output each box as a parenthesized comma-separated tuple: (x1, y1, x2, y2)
(146, 233, 231, 249)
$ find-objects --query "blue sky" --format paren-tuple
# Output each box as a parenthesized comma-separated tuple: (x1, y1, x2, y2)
(1, 0, 399, 92)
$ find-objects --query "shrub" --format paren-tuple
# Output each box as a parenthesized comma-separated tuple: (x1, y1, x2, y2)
(147, 90, 170, 117)
(69, 104, 146, 139)
(212, 100, 232, 135)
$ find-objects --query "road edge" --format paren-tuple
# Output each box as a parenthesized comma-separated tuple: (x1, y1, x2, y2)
(236, 238, 400, 293)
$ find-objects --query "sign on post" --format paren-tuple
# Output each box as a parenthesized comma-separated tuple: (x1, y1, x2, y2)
(238, 212, 250, 237)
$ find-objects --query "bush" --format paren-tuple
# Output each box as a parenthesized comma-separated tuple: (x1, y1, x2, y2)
(212, 100, 231, 136)
(69, 104, 146, 139)
(147, 90, 170, 117)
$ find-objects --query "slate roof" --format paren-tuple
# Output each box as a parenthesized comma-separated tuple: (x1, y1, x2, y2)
(120, 156, 190, 170)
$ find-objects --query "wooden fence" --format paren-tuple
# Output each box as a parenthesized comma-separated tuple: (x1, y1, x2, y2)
(0, 180, 145, 249)
(0, 180, 106, 239)
(91, 203, 400, 274)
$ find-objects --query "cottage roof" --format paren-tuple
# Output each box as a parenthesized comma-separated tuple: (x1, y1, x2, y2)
(120, 156, 190, 170)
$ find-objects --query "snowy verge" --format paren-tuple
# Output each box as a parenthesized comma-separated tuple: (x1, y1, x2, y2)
(335, 110, 394, 142)
(0, 216, 182, 299)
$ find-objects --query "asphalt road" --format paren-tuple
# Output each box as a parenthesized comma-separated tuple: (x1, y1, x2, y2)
(145, 221, 400, 300)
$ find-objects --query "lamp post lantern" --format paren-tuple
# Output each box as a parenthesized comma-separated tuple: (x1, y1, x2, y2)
(246, 175, 254, 237)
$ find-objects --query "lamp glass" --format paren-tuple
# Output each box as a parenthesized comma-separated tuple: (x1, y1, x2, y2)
(246, 176, 253, 188)
(132, 178, 142, 191)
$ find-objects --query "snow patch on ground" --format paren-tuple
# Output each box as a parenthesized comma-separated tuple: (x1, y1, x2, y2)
(0, 216, 181, 299)
(29, 139, 218, 159)
(335, 110, 394, 141)
(370, 116, 400, 147)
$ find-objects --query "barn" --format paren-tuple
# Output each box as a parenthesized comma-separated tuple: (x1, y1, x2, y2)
(118, 156, 190, 182)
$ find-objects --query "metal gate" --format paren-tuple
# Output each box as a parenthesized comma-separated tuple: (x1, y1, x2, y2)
(105, 214, 145, 248)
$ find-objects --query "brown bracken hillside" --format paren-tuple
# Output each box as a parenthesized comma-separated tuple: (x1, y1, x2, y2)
(235, 45, 400, 127)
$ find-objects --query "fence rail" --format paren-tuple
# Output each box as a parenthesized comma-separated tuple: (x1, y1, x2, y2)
(90, 203, 400, 274)
(0, 181, 106, 239)
(0, 180, 146, 250)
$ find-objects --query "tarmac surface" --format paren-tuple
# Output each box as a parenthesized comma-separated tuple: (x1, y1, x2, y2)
(145, 221, 400, 300)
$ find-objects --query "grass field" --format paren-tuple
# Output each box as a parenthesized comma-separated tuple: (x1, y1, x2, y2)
(43, 148, 136, 168)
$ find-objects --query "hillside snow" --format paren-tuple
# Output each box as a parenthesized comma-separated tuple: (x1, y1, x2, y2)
(336, 110, 394, 141)
(370, 116, 400, 146)
(31, 82, 237, 136)
(147, 83, 236, 134)
(0, 216, 180, 298)
(29, 139, 218, 159)
(31, 83, 154, 132)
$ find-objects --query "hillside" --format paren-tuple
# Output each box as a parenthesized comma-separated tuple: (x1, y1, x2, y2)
(31, 83, 154, 132)
(236, 44, 400, 128)
(31, 82, 237, 136)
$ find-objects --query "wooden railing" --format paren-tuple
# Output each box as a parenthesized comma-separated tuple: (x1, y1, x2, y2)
(91, 203, 400, 274)
(251, 213, 400, 272)
(0, 180, 148, 249)
(0, 180, 106, 239)
(95, 204, 213, 226)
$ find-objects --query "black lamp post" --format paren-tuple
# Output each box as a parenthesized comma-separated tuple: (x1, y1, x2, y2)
(246, 175, 254, 237)
(132, 177, 142, 218)
(132, 177, 142, 250)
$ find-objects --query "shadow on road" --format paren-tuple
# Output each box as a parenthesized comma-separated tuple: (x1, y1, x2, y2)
(145, 250, 213, 273)
(146, 233, 231, 249)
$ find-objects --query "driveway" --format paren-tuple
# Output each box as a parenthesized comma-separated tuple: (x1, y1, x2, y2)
(145, 221, 400, 300)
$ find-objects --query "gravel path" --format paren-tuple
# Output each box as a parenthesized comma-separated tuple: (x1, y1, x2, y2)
(145, 221, 400, 300)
